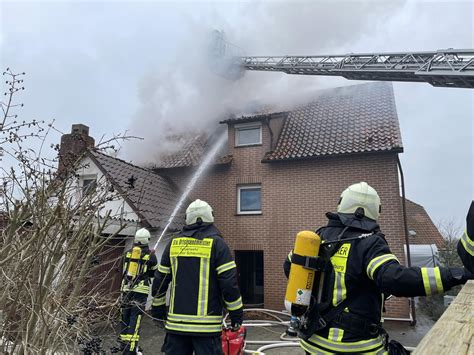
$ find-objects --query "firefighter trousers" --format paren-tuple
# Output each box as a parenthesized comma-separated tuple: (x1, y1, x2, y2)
(120, 291, 147, 354)
(161, 333, 223, 355)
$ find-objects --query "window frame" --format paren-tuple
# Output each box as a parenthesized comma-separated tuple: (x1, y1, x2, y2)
(234, 122, 262, 147)
(81, 175, 97, 196)
(237, 184, 262, 215)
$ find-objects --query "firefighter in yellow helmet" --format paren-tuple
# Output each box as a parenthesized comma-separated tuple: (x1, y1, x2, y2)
(458, 201, 474, 273)
(151, 199, 243, 355)
(119, 228, 157, 354)
(284, 182, 473, 355)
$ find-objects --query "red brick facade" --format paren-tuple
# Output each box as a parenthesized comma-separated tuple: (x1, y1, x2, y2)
(159, 121, 410, 318)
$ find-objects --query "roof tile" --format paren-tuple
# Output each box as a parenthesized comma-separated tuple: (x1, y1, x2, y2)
(263, 82, 403, 161)
(89, 150, 185, 230)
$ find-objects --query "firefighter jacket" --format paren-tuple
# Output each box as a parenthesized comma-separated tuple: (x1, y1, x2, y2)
(458, 200, 474, 273)
(284, 212, 468, 354)
(151, 223, 243, 336)
(121, 244, 158, 295)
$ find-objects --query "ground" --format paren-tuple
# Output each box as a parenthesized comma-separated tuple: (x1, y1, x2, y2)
(101, 307, 435, 354)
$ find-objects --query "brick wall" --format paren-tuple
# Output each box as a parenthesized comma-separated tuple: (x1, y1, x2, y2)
(160, 122, 409, 318)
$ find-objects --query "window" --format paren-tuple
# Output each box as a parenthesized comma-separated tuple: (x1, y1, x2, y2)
(237, 185, 261, 214)
(235, 122, 262, 146)
(82, 177, 97, 196)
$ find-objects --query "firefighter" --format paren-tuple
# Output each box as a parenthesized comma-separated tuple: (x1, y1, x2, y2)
(151, 199, 243, 355)
(284, 182, 473, 355)
(119, 228, 158, 354)
(458, 201, 474, 273)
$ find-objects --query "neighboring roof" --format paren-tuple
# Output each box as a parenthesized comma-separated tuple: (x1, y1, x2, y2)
(88, 150, 185, 230)
(157, 133, 232, 169)
(263, 82, 403, 162)
(405, 198, 445, 249)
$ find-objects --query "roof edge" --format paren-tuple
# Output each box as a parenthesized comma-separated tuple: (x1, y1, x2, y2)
(220, 111, 288, 124)
(261, 147, 404, 163)
(86, 149, 152, 228)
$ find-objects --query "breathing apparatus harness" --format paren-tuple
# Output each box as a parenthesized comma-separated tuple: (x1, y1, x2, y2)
(288, 226, 385, 341)
(123, 244, 151, 290)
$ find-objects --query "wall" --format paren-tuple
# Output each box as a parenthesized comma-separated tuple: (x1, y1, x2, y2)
(160, 121, 409, 318)
(76, 156, 139, 224)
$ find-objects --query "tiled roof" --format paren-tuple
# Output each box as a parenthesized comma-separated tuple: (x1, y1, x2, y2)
(159, 135, 208, 169)
(263, 82, 403, 162)
(220, 111, 288, 124)
(405, 198, 445, 249)
(89, 150, 185, 230)
(157, 133, 232, 169)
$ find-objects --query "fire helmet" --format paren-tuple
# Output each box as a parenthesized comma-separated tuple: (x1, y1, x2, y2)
(337, 182, 381, 221)
(135, 228, 151, 244)
(186, 199, 214, 225)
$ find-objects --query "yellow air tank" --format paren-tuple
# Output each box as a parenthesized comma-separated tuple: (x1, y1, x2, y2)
(126, 246, 142, 280)
(285, 230, 321, 317)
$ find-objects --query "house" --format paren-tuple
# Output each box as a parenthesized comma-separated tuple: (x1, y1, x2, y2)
(403, 198, 445, 268)
(405, 198, 444, 249)
(60, 82, 445, 321)
(58, 124, 185, 292)
(154, 82, 410, 319)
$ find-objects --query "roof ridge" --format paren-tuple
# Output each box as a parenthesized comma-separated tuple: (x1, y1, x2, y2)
(404, 197, 425, 209)
(90, 148, 158, 175)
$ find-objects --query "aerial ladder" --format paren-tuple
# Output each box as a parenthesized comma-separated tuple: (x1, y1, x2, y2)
(210, 31, 474, 89)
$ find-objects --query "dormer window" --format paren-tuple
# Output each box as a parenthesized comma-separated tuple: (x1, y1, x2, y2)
(235, 122, 262, 147)
(81, 176, 97, 196)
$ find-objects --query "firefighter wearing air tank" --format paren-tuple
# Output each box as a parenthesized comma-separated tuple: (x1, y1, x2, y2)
(284, 182, 473, 355)
(151, 199, 243, 355)
(119, 228, 158, 354)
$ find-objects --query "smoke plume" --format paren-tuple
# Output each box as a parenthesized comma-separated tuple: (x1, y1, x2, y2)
(125, 1, 405, 163)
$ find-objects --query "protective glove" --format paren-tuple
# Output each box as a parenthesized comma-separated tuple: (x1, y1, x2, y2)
(229, 308, 243, 331)
(449, 267, 474, 286)
(150, 305, 167, 328)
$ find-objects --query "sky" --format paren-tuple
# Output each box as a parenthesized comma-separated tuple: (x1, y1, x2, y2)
(1, 0, 473, 227)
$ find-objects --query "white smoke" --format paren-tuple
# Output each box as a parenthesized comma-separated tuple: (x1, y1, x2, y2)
(124, 1, 406, 163)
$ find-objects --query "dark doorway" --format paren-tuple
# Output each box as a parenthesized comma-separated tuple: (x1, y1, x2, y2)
(235, 251, 264, 306)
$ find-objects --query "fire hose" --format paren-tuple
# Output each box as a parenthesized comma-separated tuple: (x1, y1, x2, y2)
(139, 304, 415, 354)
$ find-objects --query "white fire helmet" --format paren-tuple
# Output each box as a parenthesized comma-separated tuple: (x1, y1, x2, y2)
(186, 199, 214, 225)
(135, 228, 151, 244)
(337, 182, 381, 221)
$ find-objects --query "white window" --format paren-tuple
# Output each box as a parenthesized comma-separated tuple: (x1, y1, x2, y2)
(237, 185, 262, 214)
(81, 176, 97, 196)
(235, 122, 262, 146)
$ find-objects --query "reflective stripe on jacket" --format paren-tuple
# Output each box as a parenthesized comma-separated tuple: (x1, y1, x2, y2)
(283, 212, 462, 349)
(458, 201, 474, 273)
(152, 223, 242, 336)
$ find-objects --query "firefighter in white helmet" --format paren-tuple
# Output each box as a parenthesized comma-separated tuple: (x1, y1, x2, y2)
(284, 182, 473, 354)
(119, 228, 157, 354)
(151, 199, 243, 355)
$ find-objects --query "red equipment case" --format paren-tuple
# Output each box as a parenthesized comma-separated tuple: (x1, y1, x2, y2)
(221, 326, 246, 355)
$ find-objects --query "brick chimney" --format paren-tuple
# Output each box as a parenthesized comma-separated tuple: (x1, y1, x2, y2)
(58, 124, 95, 174)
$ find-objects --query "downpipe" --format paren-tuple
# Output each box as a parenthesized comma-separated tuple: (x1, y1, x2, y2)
(397, 155, 417, 326)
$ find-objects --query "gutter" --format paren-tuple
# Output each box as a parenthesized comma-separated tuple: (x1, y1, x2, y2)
(261, 148, 404, 164)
